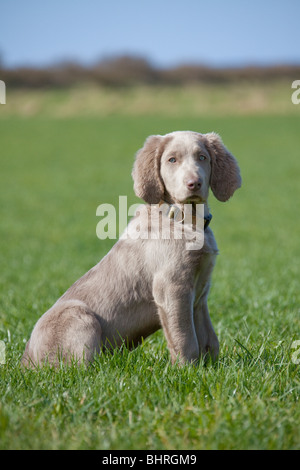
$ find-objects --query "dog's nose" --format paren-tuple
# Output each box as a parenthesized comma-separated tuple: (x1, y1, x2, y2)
(186, 179, 202, 191)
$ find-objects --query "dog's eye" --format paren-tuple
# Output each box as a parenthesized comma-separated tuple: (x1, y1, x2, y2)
(198, 154, 206, 161)
(168, 157, 177, 163)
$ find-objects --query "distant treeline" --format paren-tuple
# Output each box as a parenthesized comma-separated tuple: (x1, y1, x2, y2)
(1, 55, 300, 88)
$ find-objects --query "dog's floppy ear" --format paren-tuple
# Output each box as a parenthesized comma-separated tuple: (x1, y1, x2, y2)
(132, 135, 166, 204)
(205, 132, 241, 202)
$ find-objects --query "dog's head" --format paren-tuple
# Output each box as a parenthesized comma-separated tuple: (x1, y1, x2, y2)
(132, 131, 241, 204)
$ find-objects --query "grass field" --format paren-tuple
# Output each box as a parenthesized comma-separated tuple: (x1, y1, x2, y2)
(0, 88, 300, 449)
(2, 81, 298, 118)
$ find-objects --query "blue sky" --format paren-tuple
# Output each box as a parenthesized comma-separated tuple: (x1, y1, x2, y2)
(1, 0, 300, 68)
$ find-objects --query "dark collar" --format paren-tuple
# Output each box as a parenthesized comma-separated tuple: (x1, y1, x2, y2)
(158, 201, 212, 231)
(204, 212, 213, 230)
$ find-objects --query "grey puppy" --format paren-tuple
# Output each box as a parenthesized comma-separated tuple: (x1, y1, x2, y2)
(22, 131, 241, 367)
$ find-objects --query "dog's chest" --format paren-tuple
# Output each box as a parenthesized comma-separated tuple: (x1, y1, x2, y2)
(193, 252, 216, 301)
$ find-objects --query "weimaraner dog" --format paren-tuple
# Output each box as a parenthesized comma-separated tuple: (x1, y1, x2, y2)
(22, 131, 241, 367)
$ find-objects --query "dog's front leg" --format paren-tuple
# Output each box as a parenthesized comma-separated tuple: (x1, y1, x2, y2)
(193, 292, 219, 361)
(153, 276, 199, 364)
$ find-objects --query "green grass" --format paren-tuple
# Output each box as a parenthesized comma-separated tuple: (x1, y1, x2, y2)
(2, 81, 298, 118)
(0, 113, 299, 449)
